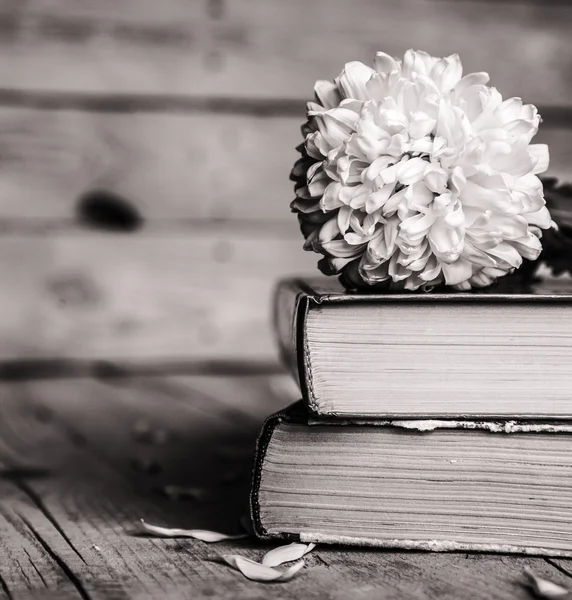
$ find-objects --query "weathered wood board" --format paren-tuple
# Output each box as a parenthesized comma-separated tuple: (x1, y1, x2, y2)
(0, 107, 301, 222)
(0, 0, 570, 106)
(0, 375, 570, 599)
(0, 231, 317, 362)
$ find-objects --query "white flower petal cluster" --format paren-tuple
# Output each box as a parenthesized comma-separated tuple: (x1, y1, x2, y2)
(292, 50, 552, 291)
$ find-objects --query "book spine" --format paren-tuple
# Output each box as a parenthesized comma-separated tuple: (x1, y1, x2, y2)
(272, 279, 302, 384)
(272, 278, 322, 414)
(249, 404, 303, 543)
(273, 279, 318, 409)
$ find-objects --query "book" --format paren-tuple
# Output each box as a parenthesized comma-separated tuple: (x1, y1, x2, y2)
(250, 402, 572, 556)
(274, 275, 572, 418)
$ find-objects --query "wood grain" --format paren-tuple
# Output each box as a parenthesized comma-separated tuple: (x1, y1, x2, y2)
(0, 107, 300, 222)
(0, 482, 88, 600)
(0, 0, 570, 107)
(0, 231, 317, 362)
(0, 375, 569, 599)
(0, 107, 568, 225)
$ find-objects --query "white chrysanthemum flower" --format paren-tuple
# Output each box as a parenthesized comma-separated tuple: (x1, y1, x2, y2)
(291, 50, 552, 291)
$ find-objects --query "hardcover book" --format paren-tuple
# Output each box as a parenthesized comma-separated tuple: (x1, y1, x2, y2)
(250, 402, 572, 556)
(274, 275, 572, 418)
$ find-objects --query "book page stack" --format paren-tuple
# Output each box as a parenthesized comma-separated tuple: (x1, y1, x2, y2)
(250, 276, 572, 556)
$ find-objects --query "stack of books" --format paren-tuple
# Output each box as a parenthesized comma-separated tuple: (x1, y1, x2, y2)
(250, 276, 572, 556)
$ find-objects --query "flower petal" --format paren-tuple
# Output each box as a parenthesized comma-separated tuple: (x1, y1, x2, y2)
(348, 184, 370, 209)
(510, 233, 542, 261)
(409, 113, 436, 139)
(366, 184, 395, 213)
(430, 53, 463, 92)
(529, 143, 550, 174)
(322, 239, 364, 257)
(428, 217, 464, 261)
(424, 165, 448, 194)
(321, 181, 344, 210)
(441, 259, 472, 285)
(337, 204, 353, 233)
(401, 211, 436, 242)
(397, 157, 428, 185)
(313, 108, 359, 149)
(487, 242, 523, 268)
(139, 520, 247, 542)
(525, 206, 552, 229)
(337, 61, 376, 100)
(318, 216, 340, 243)
(454, 71, 490, 94)
(374, 51, 400, 74)
(524, 567, 569, 599)
(314, 80, 342, 109)
(262, 543, 317, 567)
(223, 555, 305, 582)
(403, 49, 438, 77)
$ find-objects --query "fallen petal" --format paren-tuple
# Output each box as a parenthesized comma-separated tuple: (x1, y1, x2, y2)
(262, 542, 317, 567)
(524, 568, 569, 599)
(139, 519, 248, 542)
(223, 555, 305, 582)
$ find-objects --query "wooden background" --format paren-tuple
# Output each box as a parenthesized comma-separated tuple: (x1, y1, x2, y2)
(1, 0, 572, 369)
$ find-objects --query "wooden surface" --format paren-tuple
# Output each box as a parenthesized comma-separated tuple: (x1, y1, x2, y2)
(0, 0, 571, 362)
(0, 372, 570, 600)
(0, 232, 317, 362)
(0, 0, 571, 105)
(2, 5, 572, 596)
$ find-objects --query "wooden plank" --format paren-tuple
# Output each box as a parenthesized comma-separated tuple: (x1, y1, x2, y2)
(0, 379, 234, 600)
(0, 482, 87, 600)
(0, 107, 568, 225)
(0, 384, 92, 600)
(0, 0, 209, 97)
(0, 0, 571, 107)
(219, 0, 572, 106)
(14, 376, 282, 525)
(0, 376, 569, 599)
(0, 231, 317, 362)
(0, 107, 300, 222)
(0, 377, 268, 599)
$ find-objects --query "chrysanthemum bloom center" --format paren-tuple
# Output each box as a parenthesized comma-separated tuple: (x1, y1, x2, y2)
(292, 50, 552, 291)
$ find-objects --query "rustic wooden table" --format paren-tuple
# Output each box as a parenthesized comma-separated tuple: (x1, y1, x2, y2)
(0, 371, 570, 600)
